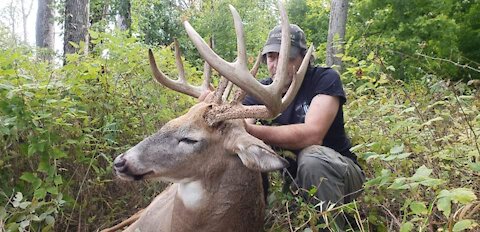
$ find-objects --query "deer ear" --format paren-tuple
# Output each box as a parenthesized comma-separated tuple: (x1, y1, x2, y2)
(229, 134, 289, 172)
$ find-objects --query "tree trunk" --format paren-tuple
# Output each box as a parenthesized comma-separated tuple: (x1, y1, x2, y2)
(36, 0, 55, 61)
(326, 0, 348, 69)
(7, 1, 18, 45)
(63, 0, 90, 59)
(116, 0, 131, 31)
(20, 0, 34, 44)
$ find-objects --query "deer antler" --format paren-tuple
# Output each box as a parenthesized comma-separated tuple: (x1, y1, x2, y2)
(184, 1, 313, 125)
(149, 39, 212, 98)
(148, 0, 313, 126)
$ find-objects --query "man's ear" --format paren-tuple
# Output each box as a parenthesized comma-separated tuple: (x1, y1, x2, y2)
(226, 133, 289, 172)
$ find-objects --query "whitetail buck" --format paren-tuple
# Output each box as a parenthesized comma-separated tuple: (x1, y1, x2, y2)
(102, 1, 313, 231)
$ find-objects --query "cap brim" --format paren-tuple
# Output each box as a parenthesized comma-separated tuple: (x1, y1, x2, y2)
(261, 44, 301, 58)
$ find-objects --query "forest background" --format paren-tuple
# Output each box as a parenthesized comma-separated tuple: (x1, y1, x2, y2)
(0, 0, 479, 231)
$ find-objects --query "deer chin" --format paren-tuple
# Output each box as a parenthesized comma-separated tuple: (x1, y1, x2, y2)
(116, 169, 155, 181)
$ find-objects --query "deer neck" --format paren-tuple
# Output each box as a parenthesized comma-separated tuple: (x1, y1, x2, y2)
(177, 180, 206, 209)
(172, 156, 265, 231)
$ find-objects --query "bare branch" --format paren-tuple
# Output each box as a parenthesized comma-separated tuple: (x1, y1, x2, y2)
(415, 53, 480, 73)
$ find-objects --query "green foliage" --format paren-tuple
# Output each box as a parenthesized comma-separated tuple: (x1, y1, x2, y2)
(340, 42, 480, 230)
(185, 0, 276, 64)
(132, 0, 182, 46)
(348, 0, 480, 80)
(287, 0, 330, 63)
(0, 30, 199, 230)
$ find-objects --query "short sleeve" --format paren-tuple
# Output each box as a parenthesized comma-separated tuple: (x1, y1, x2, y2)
(313, 68, 346, 105)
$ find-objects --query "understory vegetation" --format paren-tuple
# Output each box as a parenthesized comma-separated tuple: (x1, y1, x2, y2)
(1, 30, 478, 231)
(1, 0, 480, 230)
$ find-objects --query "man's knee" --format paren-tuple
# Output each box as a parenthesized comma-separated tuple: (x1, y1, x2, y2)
(297, 146, 349, 179)
(295, 145, 364, 205)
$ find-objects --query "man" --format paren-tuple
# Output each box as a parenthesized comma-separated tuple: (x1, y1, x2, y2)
(243, 24, 365, 215)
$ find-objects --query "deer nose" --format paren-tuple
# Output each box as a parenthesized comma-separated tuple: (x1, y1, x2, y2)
(113, 155, 127, 172)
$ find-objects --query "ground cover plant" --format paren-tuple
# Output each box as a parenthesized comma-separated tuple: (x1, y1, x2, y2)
(1, 0, 480, 229)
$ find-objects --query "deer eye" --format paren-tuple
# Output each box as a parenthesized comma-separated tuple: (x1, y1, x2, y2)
(179, 137, 198, 144)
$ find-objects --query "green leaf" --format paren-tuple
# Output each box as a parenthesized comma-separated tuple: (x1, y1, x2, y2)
(410, 201, 427, 215)
(400, 222, 414, 232)
(418, 178, 444, 187)
(46, 186, 58, 195)
(0, 206, 7, 220)
(450, 188, 477, 203)
(28, 144, 36, 156)
(390, 144, 404, 154)
(52, 148, 67, 159)
(437, 195, 451, 217)
(411, 165, 432, 180)
(388, 178, 407, 189)
(469, 162, 480, 172)
(386, 65, 396, 71)
(38, 160, 50, 173)
(45, 215, 55, 225)
(20, 172, 38, 183)
(365, 169, 392, 187)
(34, 188, 47, 199)
(42, 225, 54, 232)
(453, 219, 477, 232)
(402, 107, 415, 113)
(68, 41, 79, 48)
(89, 30, 99, 39)
(397, 152, 412, 159)
(367, 51, 375, 60)
(0, 83, 14, 90)
(19, 201, 31, 209)
(19, 219, 30, 228)
(54, 175, 63, 185)
(308, 186, 318, 196)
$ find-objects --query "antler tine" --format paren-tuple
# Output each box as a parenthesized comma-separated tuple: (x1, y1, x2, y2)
(269, 1, 291, 98)
(212, 77, 230, 104)
(149, 40, 208, 98)
(280, 45, 314, 111)
(222, 81, 234, 102)
(201, 37, 214, 91)
(230, 5, 248, 68)
(173, 39, 187, 84)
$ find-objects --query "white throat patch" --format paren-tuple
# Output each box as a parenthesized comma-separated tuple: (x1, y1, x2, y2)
(177, 180, 205, 209)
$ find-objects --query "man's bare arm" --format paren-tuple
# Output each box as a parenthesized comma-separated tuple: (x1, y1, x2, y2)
(245, 94, 339, 150)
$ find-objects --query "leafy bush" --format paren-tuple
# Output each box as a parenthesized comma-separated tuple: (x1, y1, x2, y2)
(0, 30, 200, 231)
(262, 42, 479, 232)
(1, 28, 479, 231)
(342, 46, 479, 231)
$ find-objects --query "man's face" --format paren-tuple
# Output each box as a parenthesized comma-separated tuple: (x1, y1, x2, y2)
(266, 52, 304, 91)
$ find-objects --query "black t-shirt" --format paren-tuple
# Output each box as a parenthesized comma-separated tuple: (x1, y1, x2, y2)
(243, 66, 357, 162)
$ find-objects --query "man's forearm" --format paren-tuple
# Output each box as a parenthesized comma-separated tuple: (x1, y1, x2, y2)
(245, 123, 322, 150)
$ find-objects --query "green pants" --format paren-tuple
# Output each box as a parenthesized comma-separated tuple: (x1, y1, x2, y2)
(293, 145, 365, 208)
